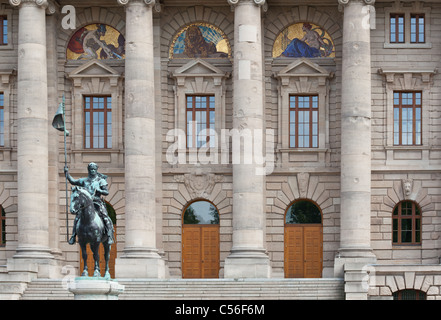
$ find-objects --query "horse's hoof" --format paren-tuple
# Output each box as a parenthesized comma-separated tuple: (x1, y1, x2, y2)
(93, 270, 101, 277)
(104, 271, 111, 280)
(81, 270, 88, 277)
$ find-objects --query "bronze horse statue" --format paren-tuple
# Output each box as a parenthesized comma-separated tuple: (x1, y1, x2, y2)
(70, 186, 111, 279)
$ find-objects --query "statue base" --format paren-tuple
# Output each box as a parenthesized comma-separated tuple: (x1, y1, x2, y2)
(68, 277, 125, 300)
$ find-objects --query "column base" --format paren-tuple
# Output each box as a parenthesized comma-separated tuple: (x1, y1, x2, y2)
(68, 277, 124, 300)
(334, 247, 377, 278)
(224, 248, 272, 279)
(115, 247, 167, 279)
(9, 246, 61, 279)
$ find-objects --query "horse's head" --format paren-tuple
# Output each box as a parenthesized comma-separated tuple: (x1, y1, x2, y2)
(70, 186, 93, 215)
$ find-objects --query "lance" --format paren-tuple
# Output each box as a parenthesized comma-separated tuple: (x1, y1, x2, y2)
(52, 96, 70, 242)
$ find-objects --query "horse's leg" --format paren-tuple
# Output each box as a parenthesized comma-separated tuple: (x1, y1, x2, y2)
(91, 242, 101, 277)
(79, 242, 89, 277)
(103, 241, 111, 280)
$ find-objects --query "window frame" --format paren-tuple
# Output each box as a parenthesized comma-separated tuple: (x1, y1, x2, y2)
(390, 13, 405, 44)
(289, 94, 319, 149)
(384, 3, 431, 49)
(0, 92, 4, 147)
(393, 91, 422, 146)
(185, 95, 215, 149)
(410, 13, 425, 44)
(392, 200, 422, 246)
(0, 205, 5, 246)
(83, 95, 112, 149)
(0, 15, 7, 46)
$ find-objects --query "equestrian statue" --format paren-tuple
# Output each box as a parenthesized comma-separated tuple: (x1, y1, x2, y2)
(65, 162, 115, 279)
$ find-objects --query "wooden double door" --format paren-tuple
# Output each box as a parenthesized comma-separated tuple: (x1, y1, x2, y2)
(284, 224, 322, 278)
(182, 225, 220, 278)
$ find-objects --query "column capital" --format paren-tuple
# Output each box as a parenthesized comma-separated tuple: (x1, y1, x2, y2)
(117, 0, 155, 6)
(338, 0, 375, 5)
(9, 0, 48, 8)
(227, 0, 266, 7)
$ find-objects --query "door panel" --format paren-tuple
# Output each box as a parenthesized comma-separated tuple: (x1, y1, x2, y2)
(284, 227, 304, 278)
(285, 225, 322, 278)
(182, 225, 219, 278)
(201, 226, 220, 278)
(182, 226, 202, 278)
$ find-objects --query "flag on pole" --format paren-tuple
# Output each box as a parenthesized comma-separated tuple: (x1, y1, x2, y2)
(52, 95, 70, 242)
(52, 96, 69, 136)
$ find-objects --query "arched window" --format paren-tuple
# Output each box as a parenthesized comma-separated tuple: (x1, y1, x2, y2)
(183, 200, 219, 225)
(0, 205, 5, 246)
(393, 201, 421, 245)
(393, 289, 426, 300)
(285, 200, 322, 224)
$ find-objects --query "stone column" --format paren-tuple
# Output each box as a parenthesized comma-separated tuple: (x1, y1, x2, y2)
(335, 0, 376, 278)
(8, 0, 56, 276)
(224, 0, 271, 278)
(115, 0, 165, 278)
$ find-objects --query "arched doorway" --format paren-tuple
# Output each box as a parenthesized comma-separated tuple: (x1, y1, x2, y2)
(284, 200, 323, 278)
(182, 200, 220, 278)
(79, 201, 117, 278)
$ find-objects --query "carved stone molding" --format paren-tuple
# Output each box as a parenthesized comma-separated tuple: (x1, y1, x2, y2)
(175, 173, 224, 199)
(402, 179, 413, 198)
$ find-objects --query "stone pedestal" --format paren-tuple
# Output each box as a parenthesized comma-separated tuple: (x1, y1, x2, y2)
(68, 278, 125, 300)
(115, 0, 166, 278)
(224, 0, 271, 278)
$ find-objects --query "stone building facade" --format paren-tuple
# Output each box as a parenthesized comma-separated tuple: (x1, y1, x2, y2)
(0, 0, 440, 299)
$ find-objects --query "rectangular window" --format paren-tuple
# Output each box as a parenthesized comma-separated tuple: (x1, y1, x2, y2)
(393, 92, 422, 146)
(0, 93, 4, 147)
(289, 95, 318, 148)
(0, 16, 7, 46)
(186, 95, 215, 148)
(410, 14, 425, 43)
(84, 96, 112, 149)
(390, 14, 405, 43)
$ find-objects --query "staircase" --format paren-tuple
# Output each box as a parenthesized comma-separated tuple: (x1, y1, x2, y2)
(20, 278, 344, 300)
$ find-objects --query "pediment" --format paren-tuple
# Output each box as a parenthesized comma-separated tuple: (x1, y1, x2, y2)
(277, 58, 331, 78)
(173, 59, 225, 77)
(68, 60, 121, 78)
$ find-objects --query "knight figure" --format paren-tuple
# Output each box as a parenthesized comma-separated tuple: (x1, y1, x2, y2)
(65, 162, 114, 245)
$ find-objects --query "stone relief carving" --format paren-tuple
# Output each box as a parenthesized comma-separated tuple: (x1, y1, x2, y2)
(402, 179, 413, 198)
(297, 172, 309, 198)
(175, 173, 224, 199)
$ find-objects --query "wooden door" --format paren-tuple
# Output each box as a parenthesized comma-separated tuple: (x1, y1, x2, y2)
(285, 225, 322, 278)
(182, 225, 219, 278)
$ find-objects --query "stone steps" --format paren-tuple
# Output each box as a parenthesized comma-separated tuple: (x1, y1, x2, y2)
(21, 278, 344, 300)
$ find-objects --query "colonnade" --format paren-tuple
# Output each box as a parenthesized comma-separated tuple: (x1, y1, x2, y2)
(9, 0, 376, 280)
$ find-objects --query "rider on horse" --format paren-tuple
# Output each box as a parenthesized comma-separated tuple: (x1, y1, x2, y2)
(65, 162, 114, 245)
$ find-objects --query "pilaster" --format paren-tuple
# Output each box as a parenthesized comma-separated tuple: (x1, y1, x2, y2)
(114, 0, 166, 279)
